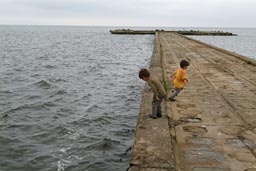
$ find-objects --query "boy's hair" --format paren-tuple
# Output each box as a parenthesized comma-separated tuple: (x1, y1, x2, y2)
(180, 59, 190, 68)
(139, 68, 150, 79)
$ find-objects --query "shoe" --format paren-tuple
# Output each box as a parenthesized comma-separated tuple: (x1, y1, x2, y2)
(157, 113, 162, 118)
(149, 114, 157, 119)
(169, 98, 176, 101)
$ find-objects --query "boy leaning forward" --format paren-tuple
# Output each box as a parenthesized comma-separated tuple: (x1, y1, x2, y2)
(139, 69, 166, 119)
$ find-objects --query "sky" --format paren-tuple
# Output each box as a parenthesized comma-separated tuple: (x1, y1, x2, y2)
(0, 0, 256, 27)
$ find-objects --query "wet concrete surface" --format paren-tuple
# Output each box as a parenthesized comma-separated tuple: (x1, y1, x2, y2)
(129, 33, 174, 171)
(129, 32, 256, 171)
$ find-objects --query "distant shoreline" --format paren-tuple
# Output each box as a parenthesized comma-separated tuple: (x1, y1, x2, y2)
(110, 29, 237, 36)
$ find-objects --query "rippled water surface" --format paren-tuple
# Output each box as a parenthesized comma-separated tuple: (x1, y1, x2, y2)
(188, 27, 256, 59)
(0, 26, 153, 171)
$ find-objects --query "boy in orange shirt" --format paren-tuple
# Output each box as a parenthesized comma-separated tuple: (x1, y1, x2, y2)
(169, 60, 190, 101)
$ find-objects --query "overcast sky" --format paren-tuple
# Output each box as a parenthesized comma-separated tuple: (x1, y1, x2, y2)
(0, 0, 255, 27)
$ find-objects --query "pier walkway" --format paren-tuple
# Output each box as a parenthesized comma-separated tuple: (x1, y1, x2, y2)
(129, 32, 256, 171)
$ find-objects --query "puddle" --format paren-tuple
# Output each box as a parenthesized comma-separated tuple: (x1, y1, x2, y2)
(187, 150, 224, 162)
(177, 103, 196, 109)
(183, 126, 207, 133)
(187, 137, 215, 146)
(193, 167, 225, 171)
(230, 80, 243, 84)
(226, 138, 256, 148)
(180, 117, 202, 123)
(218, 127, 242, 135)
(177, 110, 200, 117)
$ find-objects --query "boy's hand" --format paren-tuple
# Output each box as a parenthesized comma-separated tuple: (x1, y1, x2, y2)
(156, 96, 160, 101)
(185, 78, 189, 82)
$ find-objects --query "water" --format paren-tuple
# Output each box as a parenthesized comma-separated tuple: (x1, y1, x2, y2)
(186, 27, 256, 59)
(0, 26, 256, 171)
(0, 26, 153, 171)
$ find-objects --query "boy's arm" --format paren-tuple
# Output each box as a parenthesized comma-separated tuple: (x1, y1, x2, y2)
(169, 71, 176, 78)
(148, 81, 159, 98)
(181, 72, 188, 82)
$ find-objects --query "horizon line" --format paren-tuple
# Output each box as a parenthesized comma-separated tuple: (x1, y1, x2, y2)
(0, 24, 256, 28)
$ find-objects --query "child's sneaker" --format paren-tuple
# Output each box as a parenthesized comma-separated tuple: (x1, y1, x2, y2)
(157, 113, 162, 118)
(169, 97, 176, 101)
(149, 114, 157, 119)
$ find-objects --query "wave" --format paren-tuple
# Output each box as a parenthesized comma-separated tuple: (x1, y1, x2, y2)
(34, 80, 52, 89)
(81, 93, 92, 100)
(114, 94, 127, 99)
(84, 138, 120, 151)
(28, 125, 74, 144)
(0, 90, 13, 94)
(44, 65, 56, 69)
(49, 78, 67, 83)
(1, 101, 58, 116)
(112, 128, 134, 137)
(125, 98, 136, 103)
(48, 90, 67, 98)
(90, 116, 111, 125)
(0, 135, 14, 144)
(86, 104, 103, 113)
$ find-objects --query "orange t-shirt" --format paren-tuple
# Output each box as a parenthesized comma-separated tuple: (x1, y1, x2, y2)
(173, 68, 186, 88)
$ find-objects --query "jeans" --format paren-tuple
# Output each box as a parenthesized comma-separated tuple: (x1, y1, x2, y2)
(169, 88, 183, 100)
(152, 96, 163, 118)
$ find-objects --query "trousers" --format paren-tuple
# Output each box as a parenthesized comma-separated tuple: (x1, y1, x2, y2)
(169, 88, 183, 100)
(152, 96, 163, 117)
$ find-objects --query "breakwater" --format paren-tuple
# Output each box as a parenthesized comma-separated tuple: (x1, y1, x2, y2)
(128, 31, 256, 171)
(110, 29, 237, 36)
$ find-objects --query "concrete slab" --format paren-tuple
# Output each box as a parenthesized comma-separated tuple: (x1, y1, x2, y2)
(128, 33, 174, 171)
(160, 32, 256, 171)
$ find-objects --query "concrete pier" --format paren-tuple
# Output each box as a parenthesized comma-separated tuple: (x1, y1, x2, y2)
(128, 32, 256, 171)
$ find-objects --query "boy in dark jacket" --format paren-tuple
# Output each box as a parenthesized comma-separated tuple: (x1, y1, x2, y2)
(139, 69, 166, 119)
